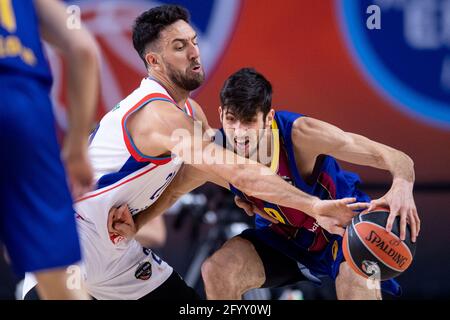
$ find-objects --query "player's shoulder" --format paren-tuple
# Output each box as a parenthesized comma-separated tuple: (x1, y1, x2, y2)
(275, 110, 306, 122)
(113, 91, 179, 128)
(118, 98, 182, 148)
(273, 110, 307, 132)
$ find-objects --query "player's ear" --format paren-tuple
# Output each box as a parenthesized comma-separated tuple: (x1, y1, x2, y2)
(218, 106, 223, 124)
(265, 109, 275, 127)
(145, 51, 160, 70)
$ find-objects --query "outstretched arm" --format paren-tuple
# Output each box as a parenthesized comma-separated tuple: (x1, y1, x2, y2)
(292, 116, 419, 241)
(126, 101, 361, 223)
(108, 163, 226, 242)
(135, 164, 225, 230)
(109, 160, 286, 239)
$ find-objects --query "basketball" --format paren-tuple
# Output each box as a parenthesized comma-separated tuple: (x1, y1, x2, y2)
(343, 207, 417, 281)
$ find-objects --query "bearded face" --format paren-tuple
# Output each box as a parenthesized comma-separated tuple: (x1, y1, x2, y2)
(166, 59, 205, 91)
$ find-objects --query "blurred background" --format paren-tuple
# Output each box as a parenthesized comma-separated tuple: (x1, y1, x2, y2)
(2, 0, 449, 299)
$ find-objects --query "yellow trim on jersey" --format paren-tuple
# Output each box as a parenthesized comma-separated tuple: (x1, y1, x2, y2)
(332, 240, 339, 261)
(0, 0, 16, 33)
(270, 119, 280, 173)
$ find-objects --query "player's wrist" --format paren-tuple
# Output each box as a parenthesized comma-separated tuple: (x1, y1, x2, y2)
(63, 136, 89, 157)
(392, 177, 414, 190)
(309, 197, 322, 219)
(391, 153, 415, 183)
(134, 213, 150, 233)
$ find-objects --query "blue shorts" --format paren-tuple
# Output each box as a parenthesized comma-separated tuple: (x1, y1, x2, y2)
(245, 189, 401, 296)
(0, 76, 81, 275)
(240, 227, 401, 296)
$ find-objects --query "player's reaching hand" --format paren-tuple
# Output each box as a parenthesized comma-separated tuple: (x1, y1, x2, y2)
(367, 179, 420, 242)
(311, 197, 369, 236)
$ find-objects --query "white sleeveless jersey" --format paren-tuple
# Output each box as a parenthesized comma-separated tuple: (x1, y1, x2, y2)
(23, 78, 195, 300)
(78, 77, 194, 231)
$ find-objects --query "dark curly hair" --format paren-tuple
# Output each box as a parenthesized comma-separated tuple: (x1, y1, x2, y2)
(132, 5, 190, 68)
(220, 68, 273, 122)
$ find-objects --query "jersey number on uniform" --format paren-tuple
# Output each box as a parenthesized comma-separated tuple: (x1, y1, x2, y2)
(263, 207, 286, 224)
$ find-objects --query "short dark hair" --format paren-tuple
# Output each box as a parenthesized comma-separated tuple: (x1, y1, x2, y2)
(132, 5, 190, 67)
(220, 68, 273, 122)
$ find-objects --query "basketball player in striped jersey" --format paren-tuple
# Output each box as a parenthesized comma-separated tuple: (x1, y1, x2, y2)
(22, 5, 363, 300)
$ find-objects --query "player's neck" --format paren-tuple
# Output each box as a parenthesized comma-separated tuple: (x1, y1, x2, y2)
(257, 130, 274, 167)
(148, 72, 189, 106)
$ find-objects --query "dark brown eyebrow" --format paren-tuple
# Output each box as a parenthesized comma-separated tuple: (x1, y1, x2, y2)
(171, 38, 187, 44)
(171, 34, 197, 44)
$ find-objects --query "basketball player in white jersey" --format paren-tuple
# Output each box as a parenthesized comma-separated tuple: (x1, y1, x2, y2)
(23, 4, 366, 300)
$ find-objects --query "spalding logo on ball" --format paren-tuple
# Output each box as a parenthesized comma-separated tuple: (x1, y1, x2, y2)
(343, 207, 416, 281)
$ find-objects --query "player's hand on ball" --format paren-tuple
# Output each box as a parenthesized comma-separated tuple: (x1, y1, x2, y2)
(311, 197, 369, 236)
(367, 179, 420, 242)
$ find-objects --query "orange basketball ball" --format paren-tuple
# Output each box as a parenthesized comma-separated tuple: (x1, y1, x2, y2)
(343, 207, 416, 281)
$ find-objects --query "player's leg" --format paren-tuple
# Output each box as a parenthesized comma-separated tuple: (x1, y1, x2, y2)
(335, 261, 381, 300)
(201, 229, 305, 299)
(0, 79, 88, 299)
(333, 189, 381, 299)
(296, 233, 383, 300)
(201, 236, 265, 299)
(303, 233, 381, 300)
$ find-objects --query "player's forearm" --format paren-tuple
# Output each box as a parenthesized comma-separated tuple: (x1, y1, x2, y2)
(134, 189, 182, 231)
(65, 46, 99, 151)
(135, 216, 167, 248)
(134, 166, 208, 230)
(218, 163, 319, 218)
(36, 0, 98, 148)
(191, 141, 320, 217)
